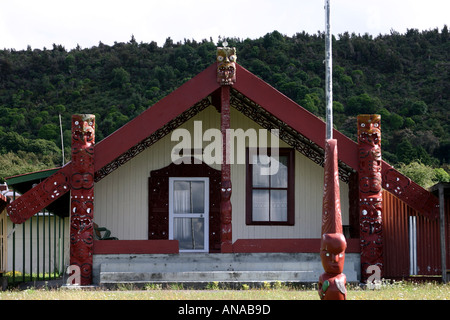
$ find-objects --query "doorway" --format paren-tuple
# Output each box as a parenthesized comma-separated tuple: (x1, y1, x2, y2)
(169, 177, 209, 252)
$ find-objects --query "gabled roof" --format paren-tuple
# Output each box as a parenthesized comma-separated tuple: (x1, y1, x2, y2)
(7, 62, 439, 224)
(94, 63, 220, 173)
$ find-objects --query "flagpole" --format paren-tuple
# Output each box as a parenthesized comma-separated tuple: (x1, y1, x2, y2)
(319, 0, 348, 300)
(325, 0, 333, 140)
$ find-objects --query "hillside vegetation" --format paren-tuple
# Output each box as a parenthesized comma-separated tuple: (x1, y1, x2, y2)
(0, 28, 449, 185)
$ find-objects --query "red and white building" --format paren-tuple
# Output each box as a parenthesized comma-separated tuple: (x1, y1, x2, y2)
(3, 52, 448, 286)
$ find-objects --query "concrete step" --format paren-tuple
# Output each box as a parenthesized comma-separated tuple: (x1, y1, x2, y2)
(96, 252, 323, 272)
(100, 270, 318, 284)
(94, 252, 360, 286)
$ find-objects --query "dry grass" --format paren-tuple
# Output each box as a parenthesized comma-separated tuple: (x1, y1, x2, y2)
(0, 280, 448, 300)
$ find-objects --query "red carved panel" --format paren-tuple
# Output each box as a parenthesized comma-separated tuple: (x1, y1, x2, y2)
(348, 172, 360, 238)
(148, 175, 169, 240)
(357, 115, 383, 282)
(209, 173, 221, 253)
(7, 166, 71, 224)
(148, 158, 221, 252)
(70, 114, 95, 285)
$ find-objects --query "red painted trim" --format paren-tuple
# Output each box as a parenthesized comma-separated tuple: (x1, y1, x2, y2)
(93, 240, 179, 254)
(232, 238, 360, 253)
(94, 63, 220, 172)
(233, 64, 359, 171)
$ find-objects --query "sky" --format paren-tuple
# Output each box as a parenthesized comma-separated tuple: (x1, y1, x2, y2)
(1, 0, 449, 51)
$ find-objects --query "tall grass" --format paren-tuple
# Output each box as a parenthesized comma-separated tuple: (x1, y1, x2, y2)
(0, 280, 448, 300)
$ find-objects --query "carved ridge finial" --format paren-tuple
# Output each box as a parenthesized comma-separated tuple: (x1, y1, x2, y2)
(217, 45, 236, 85)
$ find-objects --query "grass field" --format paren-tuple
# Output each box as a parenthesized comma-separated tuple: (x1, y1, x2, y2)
(1, 280, 448, 300)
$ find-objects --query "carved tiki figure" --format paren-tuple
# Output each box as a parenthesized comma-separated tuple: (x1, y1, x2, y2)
(318, 139, 347, 300)
(217, 47, 237, 85)
(357, 114, 383, 282)
(319, 233, 347, 300)
(70, 114, 95, 285)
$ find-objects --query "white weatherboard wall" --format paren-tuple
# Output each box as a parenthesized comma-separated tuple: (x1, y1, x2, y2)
(93, 105, 349, 241)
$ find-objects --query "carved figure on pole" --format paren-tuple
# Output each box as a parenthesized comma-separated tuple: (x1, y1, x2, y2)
(70, 114, 95, 285)
(318, 139, 347, 300)
(217, 45, 235, 252)
(357, 114, 383, 282)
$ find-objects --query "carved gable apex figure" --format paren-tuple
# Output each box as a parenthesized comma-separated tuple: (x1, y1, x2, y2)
(217, 46, 237, 85)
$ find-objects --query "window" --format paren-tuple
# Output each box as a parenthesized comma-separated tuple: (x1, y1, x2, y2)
(246, 148, 295, 225)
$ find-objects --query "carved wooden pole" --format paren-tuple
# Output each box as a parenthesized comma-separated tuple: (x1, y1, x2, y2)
(318, 139, 347, 300)
(318, 0, 347, 300)
(357, 114, 383, 283)
(217, 45, 236, 253)
(70, 114, 95, 285)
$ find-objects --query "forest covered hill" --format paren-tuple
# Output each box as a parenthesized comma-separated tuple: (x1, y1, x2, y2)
(0, 28, 449, 185)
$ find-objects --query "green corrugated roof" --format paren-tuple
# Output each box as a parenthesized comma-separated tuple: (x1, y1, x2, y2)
(5, 167, 60, 187)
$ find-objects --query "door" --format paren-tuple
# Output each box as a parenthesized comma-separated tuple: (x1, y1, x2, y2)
(169, 177, 209, 252)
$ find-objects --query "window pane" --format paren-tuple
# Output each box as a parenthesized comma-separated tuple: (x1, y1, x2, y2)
(252, 154, 269, 187)
(270, 190, 287, 221)
(270, 155, 288, 188)
(173, 181, 190, 213)
(173, 180, 204, 213)
(252, 189, 270, 221)
(173, 218, 205, 250)
(190, 181, 205, 213)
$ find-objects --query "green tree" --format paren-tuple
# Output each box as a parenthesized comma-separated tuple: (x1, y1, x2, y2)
(397, 161, 440, 188)
(111, 67, 131, 88)
(38, 123, 59, 140)
(345, 93, 380, 115)
(397, 139, 417, 164)
(333, 101, 345, 113)
(434, 168, 450, 183)
(388, 113, 404, 130)
(300, 93, 320, 114)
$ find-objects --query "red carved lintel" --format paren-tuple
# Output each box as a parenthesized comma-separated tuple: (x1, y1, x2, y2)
(70, 114, 95, 285)
(319, 139, 347, 300)
(357, 115, 383, 282)
(220, 85, 232, 253)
